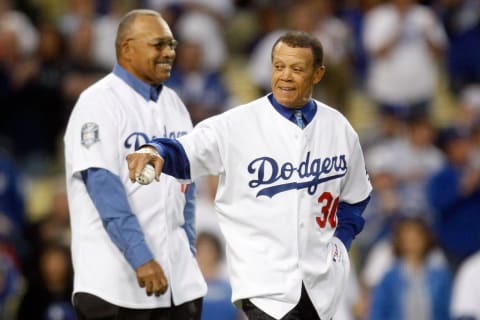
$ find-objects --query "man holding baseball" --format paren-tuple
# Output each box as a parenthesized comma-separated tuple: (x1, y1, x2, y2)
(127, 31, 372, 320)
(64, 9, 206, 319)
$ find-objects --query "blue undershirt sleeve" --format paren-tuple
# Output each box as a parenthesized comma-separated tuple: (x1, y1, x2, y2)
(81, 168, 153, 269)
(334, 196, 370, 250)
(182, 182, 197, 256)
(143, 138, 191, 179)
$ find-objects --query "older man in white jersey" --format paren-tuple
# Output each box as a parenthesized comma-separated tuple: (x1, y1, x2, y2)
(64, 9, 206, 320)
(127, 31, 372, 320)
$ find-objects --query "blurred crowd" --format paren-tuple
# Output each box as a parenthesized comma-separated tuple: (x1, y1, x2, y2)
(1, 0, 480, 319)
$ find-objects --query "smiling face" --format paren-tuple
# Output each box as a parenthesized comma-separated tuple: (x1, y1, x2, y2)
(120, 14, 176, 85)
(271, 41, 325, 108)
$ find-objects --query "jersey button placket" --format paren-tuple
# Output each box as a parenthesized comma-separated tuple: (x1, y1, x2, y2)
(294, 188, 303, 270)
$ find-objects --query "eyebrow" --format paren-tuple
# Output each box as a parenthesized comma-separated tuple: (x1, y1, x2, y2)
(148, 36, 175, 42)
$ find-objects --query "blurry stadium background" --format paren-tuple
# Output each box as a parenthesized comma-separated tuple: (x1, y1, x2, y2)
(1, 0, 479, 319)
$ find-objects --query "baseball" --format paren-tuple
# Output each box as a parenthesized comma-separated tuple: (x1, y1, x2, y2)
(136, 164, 155, 185)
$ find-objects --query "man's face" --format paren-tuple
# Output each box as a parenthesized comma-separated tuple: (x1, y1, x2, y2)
(123, 15, 176, 85)
(271, 42, 324, 108)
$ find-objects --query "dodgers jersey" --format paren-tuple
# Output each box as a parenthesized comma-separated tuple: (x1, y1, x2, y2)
(177, 95, 372, 319)
(64, 72, 206, 308)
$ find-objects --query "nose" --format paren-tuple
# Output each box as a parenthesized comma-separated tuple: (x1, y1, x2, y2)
(162, 46, 176, 59)
(280, 68, 293, 81)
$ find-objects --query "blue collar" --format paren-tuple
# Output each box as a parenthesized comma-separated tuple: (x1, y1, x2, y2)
(113, 64, 163, 102)
(268, 93, 316, 125)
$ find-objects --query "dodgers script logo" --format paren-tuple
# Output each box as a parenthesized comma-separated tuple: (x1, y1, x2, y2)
(124, 125, 187, 150)
(248, 152, 347, 198)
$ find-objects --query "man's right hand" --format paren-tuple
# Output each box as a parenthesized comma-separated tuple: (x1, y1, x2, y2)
(127, 147, 164, 183)
(136, 259, 168, 297)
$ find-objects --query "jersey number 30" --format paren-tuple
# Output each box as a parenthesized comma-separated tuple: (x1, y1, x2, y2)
(316, 192, 338, 228)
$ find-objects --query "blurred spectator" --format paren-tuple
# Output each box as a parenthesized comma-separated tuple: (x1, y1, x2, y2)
(175, 1, 231, 71)
(10, 24, 67, 172)
(32, 183, 70, 248)
(311, 0, 354, 111)
(244, 4, 283, 55)
(341, 0, 384, 87)
(165, 39, 231, 124)
(0, 28, 14, 98)
(91, 0, 138, 70)
(359, 115, 444, 256)
(440, 0, 480, 94)
(0, 151, 25, 317)
(147, 0, 179, 11)
(362, 113, 407, 153)
(471, 119, 480, 170)
(62, 18, 109, 113)
(360, 220, 448, 319)
(450, 250, 480, 320)
(16, 243, 75, 320)
(368, 216, 452, 320)
(358, 116, 443, 273)
(24, 179, 70, 282)
(0, 149, 30, 278)
(184, 0, 234, 20)
(426, 125, 480, 270)
(355, 155, 402, 268)
(455, 84, 480, 130)
(363, 0, 447, 124)
(0, 26, 42, 168)
(0, 150, 25, 231)
(376, 115, 444, 216)
(0, 248, 23, 319)
(56, 0, 96, 37)
(0, 0, 38, 57)
(196, 231, 241, 320)
(0, 18, 70, 172)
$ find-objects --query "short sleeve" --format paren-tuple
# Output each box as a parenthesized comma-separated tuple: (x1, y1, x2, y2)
(178, 117, 224, 180)
(64, 89, 122, 177)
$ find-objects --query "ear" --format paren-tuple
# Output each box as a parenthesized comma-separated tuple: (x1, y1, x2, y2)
(121, 40, 133, 61)
(313, 65, 326, 85)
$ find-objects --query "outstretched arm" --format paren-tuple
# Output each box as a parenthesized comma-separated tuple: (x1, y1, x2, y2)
(127, 138, 191, 183)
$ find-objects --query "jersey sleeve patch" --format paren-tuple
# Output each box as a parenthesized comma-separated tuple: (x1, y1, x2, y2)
(81, 122, 100, 148)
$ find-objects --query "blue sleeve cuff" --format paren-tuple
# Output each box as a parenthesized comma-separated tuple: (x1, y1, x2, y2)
(335, 228, 354, 251)
(334, 196, 370, 250)
(126, 240, 154, 269)
(141, 138, 191, 179)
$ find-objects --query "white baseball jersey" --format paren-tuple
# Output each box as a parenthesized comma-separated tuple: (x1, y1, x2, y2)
(177, 95, 372, 319)
(451, 251, 480, 319)
(64, 72, 206, 308)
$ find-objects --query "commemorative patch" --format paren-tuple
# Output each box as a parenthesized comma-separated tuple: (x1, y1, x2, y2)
(81, 122, 100, 148)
